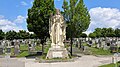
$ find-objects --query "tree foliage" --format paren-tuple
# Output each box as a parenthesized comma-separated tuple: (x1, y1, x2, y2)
(6, 30, 17, 40)
(89, 33, 96, 38)
(89, 28, 120, 38)
(80, 33, 87, 38)
(3, 30, 36, 40)
(115, 28, 120, 37)
(27, 0, 55, 54)
(0, 29, 5, 40)
(62, 0, 90, 55)
(27, 0, 55, 43)
(62, 0, 91, 38)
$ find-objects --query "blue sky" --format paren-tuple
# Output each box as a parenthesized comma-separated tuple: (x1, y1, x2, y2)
(0, 0, 120, 34)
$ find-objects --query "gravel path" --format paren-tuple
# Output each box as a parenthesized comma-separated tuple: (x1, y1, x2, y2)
(0, 55, 120, 67)
(25, 55, 120, 67)
(0, 58, 25, 67)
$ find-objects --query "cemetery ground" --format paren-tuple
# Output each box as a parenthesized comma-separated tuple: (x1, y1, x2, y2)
(1, 40, 120, 67)
(10, 44, 50, 58)
(75, 43, 112, 56)
(10, 45, 40, 57)
(5, 43, 113, 58)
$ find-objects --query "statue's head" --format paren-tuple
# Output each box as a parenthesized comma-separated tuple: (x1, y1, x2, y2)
(56, 9, 60, 15)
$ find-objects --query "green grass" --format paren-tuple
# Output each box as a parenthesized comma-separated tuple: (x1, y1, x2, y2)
(35, 45, 42, 51)
(10, 47, 14, 56)
(44, 44, 51, 53)
(89, 47, 112, 55)
(20, 45, 28, 51)
(37, 44, 52, 59)
(10, 44, 42, 57)
(81, 43, 112, 55)
(99, 62, 120, 67)
(17, 51, 29, 57)
(82, 43, 88, 46)
(17, 45, 29, 57)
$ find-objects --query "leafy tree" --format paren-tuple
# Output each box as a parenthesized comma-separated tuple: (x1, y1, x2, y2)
(100, 28, 107, 37)
(94, 28, 102, 37)
(80, 33, 87, 38)
(0, 29, 5, 40)
(6, 30, 17, 40)
(106, 28, 115, 37)
(17, 30, 30, 39)
(27, 0, 55, 54)
(92, 28, 117, 37)
(89, 33, 96, 38)
(115, 28, 120, 37)
(62, 0, 90, 55)
(29, 33, 37, 39)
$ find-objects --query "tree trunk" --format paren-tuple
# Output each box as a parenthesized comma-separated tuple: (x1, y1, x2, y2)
(41, 40, 44, 55)
(70, 37, 72, 56)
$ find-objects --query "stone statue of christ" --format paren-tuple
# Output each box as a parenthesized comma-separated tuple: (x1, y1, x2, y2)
(49, 9, 66, 48)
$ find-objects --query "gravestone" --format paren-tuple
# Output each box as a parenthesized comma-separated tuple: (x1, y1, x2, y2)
(78, 38, 82, 48)
(28, 41, 36, 54)
(76, 38, 79, 47)
(103, 44, 110, 50)
(82, 38, 86, 43)
(14, 45, 19, 55)
(3, 41, 11, 59)
(14, 40, 20, 55)
(92, 39, 96, 47)
(110, 43, 117, 53)
(95, 38, 99, 44)
(117, 40, 120, 47)
(0, 40, 2, 45)
(11, 41, 14, 46)
(31, 42, 35, 52)
(6, 47, 11, 53)
(28, 41, 32, 51)
(0, 47, 3, 55)
(86, 37, 89, 42)
(101, 40, 106, 48)
(0, 41, 3, 55)
(88, 40, 92, 47)
(92, 39, 95, 44)
(97, 39, 102, 48)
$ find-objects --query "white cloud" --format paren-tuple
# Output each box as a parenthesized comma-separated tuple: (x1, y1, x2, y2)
(0, 15, 4, 19)
(21, 1, 28, 6)
(83, 30, 92, 35)
(0, 15, 27, 32)
(86, 7, 120, 34)
(14, 15, 26, 23)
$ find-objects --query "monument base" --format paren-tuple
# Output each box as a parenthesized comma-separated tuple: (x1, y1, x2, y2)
(46, 47, 69, 59)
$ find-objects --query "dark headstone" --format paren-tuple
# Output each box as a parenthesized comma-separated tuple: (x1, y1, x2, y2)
(11, 41, 14, 46)
(6, 47, 11, 53)
(0, 48, 3, 55)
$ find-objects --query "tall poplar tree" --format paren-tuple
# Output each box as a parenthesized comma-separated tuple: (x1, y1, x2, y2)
(62, 0, 91, 55)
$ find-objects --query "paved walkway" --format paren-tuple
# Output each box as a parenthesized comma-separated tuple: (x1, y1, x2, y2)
(0, 58, 25, 67)
(25, 55, 120, 67)
(0, 55, 120, 67)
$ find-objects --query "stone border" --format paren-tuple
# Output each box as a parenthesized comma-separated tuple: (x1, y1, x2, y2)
(36, 57, 80, 63)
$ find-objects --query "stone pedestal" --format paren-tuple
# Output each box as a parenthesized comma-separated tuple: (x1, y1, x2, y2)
(46, 47, 69, 59)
